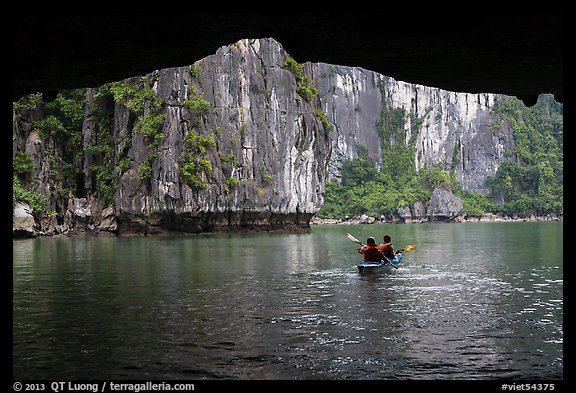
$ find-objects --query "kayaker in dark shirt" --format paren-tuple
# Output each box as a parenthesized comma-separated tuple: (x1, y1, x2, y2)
(358, 237, 386, 262)
(379, 234, 400, 260)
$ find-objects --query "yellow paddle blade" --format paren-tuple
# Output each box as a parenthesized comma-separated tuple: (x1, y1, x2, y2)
(402, 244, 416, 252)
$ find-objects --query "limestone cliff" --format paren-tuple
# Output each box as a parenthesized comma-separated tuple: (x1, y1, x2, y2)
(13, 38, 332, 235)
(313, 63, 514, 195)
(113, 38, 331, 234)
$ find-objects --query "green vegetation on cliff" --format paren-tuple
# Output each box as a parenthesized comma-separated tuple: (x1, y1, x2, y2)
(282, 56, 318, 103)
(13, 151, 47, 214)
(317, 148, 458, 219)
(317, 94, 563, 219)
(486, 95, 563, 215)
(282, 56, 332, 131)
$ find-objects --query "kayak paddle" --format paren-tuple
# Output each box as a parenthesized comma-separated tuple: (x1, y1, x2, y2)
(399, 244, 417, 252)
(385, 244, 415, 269)
(383, 256, 399, 269)
(346, 232, 363, 246)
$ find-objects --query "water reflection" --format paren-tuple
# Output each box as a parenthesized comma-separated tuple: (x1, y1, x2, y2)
(13, 222, 562, 379)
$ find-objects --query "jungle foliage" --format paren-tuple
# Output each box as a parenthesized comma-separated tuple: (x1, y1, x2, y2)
(317, 94, 563, 219)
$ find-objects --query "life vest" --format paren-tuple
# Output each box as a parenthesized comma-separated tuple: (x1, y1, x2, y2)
(379, 242, 394, 258)
(362, 244, 383, 262)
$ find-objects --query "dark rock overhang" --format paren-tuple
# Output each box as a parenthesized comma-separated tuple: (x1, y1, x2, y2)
(13, 13, 563, 106)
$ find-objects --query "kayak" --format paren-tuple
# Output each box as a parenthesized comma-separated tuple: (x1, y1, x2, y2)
(357, 252, 403, 273)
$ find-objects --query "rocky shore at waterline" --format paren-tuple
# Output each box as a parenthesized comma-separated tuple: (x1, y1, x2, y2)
(12, 198, 314, 239)
(310, 212, 563, 226)
(14, 192, 562, 239)
(12, 200, 562, 239)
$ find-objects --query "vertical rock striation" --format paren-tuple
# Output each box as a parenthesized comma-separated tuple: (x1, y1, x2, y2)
(313, 63, 515, 195)
(112, 38, 332, 234)
(314, 64, 384, 177)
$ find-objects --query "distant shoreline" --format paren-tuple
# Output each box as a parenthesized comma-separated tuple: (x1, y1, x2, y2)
(310, 213, 563, 226)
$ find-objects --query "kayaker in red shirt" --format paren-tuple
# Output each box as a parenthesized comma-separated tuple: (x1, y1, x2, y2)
(379, 234, 400, 260)
(357, 237, 386, 262)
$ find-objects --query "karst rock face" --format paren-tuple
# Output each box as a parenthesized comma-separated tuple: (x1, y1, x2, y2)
(13, 38, 333, 235)
(313, 62, 514, 196)
(14, 38, 545, 236)
(107, 38, 332, 234)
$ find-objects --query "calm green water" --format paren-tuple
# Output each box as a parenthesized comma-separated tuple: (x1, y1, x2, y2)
(13, 222, 563, 380)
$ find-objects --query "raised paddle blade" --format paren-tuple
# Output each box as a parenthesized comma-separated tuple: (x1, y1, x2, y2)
(346, 233, 363, 245)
